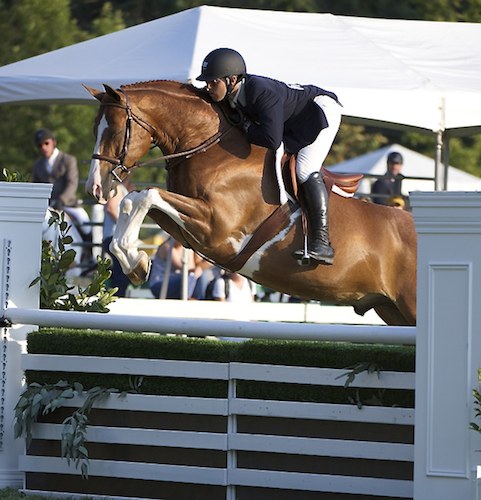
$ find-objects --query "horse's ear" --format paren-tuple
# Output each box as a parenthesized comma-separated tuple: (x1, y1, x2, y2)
(103, 84, 122, 103)
(82, 84, 105, 102)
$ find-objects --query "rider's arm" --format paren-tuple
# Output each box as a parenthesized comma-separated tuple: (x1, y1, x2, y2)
(245, 92, 284, 150)
(242, 78, 284, 150)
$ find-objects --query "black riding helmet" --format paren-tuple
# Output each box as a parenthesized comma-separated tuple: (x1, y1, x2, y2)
(196, 48, 246, 82)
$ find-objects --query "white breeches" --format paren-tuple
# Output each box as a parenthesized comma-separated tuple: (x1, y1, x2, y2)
(63, 206, 92, 235)
(295, 95, 342, 184)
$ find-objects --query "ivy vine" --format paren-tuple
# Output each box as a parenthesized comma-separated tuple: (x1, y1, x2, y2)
(14, 376, 144, 478)
(336, 361, 383, 409)
(14, 380, 122, 478)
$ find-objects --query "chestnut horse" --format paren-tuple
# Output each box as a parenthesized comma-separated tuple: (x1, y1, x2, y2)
(85, 81, 417, 326)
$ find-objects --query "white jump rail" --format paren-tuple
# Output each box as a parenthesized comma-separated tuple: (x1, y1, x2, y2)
(3, 306, 415, 344)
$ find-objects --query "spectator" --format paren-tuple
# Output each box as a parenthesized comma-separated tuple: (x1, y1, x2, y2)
(371, 151, 404, 205)
(209, 272, 256, 303)
(190, 261, 218, 300)
(32, 128, 92, 263)
(148, 239, 203, 299)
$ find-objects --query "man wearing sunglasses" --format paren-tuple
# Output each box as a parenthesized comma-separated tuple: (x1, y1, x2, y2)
(32, 128, 79, 210)
(32, 128, 92, 264)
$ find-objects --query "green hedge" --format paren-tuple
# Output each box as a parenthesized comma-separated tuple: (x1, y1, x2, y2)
(26, 328, 415, 407)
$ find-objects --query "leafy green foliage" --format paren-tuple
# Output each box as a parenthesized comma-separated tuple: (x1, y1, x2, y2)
(0, 168, 29, 182)
(470, 387, 481, 433)
(0, 0, 126, 192)
(470, 368, 481, 434)
(30, 210, 117, 311)
(336, 361, 381, 387)
(14, 380, 122, 479)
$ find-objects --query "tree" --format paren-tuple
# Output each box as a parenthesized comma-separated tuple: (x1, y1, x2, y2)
(1, 0, 481, 185)
(0, 1, 128, 191)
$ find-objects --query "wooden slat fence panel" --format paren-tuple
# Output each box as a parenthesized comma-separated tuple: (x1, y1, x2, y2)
(229, 434, 414, 461)
(230, 362, 415, 389)
(230, 398, 414, 424)
(22, 353, 229, 379)
(229, 469, 413, 497)
(20, 456, 228, 485)
(34, 423, 228, 450)
(20, 352, 414, 499)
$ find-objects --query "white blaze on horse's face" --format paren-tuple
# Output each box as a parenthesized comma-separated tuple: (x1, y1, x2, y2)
(86, 115, 115, 204)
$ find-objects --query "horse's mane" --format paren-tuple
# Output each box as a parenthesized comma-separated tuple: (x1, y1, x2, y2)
(120, 79, 206, 100)
(117, 80, 229, 127)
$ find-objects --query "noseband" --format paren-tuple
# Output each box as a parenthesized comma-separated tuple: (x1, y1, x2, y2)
(92, 88, 232, 183)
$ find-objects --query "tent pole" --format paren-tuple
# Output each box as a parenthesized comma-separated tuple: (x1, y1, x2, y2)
(434, 130, 443, 191)
(434, 97, 446, 191)
(442, 133, 450, 190)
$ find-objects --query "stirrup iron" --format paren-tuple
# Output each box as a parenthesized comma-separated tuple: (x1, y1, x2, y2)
(295, 234, 311, 267)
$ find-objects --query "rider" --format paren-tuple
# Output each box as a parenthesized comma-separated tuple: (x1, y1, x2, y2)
(196, 48, 342, 265)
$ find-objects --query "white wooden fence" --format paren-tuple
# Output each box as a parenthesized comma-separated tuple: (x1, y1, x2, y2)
(1, 183, 481, 499)
(20, 352, 415, 499)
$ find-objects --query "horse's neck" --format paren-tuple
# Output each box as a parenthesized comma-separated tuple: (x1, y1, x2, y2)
(136, 87, 220, 154)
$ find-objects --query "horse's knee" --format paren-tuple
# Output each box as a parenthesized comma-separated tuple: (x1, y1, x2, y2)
(109, 237, 124, 262)
(120, 195, 134, 215)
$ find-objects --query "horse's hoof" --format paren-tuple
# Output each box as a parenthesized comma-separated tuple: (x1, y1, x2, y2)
(127, 252, 151, 285)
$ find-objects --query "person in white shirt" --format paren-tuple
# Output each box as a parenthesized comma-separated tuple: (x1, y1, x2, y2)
(211, 272, 255, 303)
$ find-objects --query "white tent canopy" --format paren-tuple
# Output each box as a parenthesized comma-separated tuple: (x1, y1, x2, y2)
(327, 144, 481, 196)
(1, 6, 481, 135)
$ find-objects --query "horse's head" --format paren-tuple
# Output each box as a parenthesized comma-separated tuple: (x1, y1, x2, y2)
(84, 84, 153, 204)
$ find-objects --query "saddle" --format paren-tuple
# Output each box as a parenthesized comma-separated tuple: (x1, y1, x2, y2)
(225, 153, 363, 272)
(281, 153, 363, 201)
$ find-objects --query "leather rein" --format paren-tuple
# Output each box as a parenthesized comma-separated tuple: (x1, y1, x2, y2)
(92, 88, 230, 182)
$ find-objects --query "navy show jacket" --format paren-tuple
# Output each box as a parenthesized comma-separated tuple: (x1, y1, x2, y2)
(237, 74, 340, 154)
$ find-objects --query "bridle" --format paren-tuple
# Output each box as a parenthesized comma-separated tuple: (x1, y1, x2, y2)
(92, 88, 231, 183)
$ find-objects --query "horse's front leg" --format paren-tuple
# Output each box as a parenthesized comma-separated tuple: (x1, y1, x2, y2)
(110, 188, 211, 285)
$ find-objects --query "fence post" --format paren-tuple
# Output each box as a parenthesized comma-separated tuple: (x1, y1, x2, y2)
(412, 191, 481, 500)
(0, 182, 51, 488)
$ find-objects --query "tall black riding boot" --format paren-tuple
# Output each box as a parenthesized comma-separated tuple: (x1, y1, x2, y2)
(295, 171, 334, 265)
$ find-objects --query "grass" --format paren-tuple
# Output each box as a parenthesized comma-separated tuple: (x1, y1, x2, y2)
(0, 489, 91, 500)
(0, 490, 52, 500)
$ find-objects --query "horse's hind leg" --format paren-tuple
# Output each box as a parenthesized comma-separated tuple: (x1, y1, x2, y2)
(373, 303, 413, 327)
